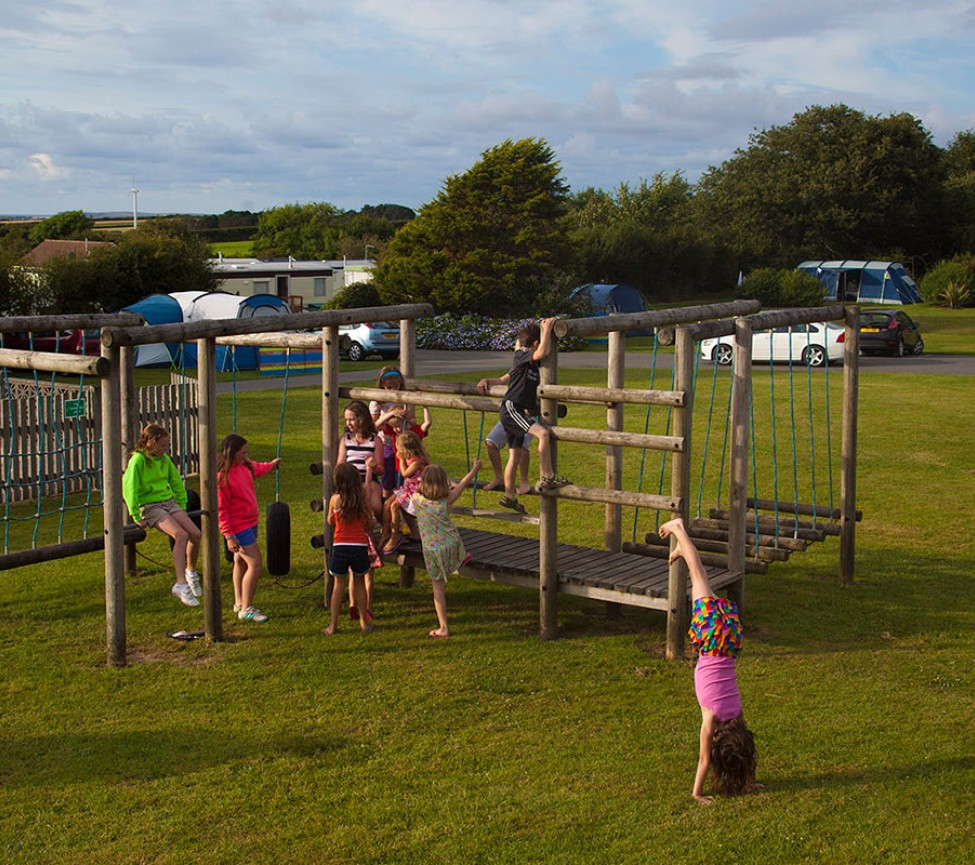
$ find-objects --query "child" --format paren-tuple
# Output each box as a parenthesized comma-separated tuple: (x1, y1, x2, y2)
(122, 423, 202, 607)
(481, 380, 531, 495)
(324, 463, 375, 635)
(370, 367, 405, 495)
(216, 433, 281, 623)
(412, 461, 481, 638)
(381, 431, 429, 554)
(476, 317, 569, 514)
(658, 517, 761, 803)
(336, 400, 384, 519)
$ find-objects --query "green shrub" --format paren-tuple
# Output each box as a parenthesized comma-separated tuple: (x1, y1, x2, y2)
(737, 267, 826, 307)
(920, 255, 975, 305)
(325, 281, 383, 309)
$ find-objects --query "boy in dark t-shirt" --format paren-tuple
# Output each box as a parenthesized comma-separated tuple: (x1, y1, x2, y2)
(476, 317, 570, 513)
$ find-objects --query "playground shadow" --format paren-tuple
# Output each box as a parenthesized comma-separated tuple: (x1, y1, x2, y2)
(0, 727, 350, 790)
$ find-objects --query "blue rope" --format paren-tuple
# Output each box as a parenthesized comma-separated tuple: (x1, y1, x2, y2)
(274, 348, 292, 501)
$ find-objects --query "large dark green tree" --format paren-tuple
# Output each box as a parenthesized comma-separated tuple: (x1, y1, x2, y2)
(252, 202, 344, 259)
(28, 209, 95, 245)
(695, 104, 949, 270)
(943, 130, 975, 254)
(374, 137, 571, 315)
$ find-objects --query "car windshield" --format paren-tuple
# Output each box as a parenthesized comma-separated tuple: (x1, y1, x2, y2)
(861, 313, 891, 326)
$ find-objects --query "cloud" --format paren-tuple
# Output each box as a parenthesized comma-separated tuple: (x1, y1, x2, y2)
(29, 153, 69, 179)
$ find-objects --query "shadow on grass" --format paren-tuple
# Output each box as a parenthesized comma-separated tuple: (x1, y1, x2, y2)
(0, 728, 350, 789)
(772, 754, 975, 794)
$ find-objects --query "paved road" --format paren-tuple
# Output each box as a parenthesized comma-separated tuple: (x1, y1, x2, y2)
(216, 347, 975, 393)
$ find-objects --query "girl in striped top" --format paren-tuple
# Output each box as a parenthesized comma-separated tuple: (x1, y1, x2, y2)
(336, 399, 383, 519)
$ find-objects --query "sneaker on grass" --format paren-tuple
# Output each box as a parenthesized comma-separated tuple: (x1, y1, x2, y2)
(185, 570, 202, 597)
(172, 582, 200, 607)
(238, 607, 268, 623)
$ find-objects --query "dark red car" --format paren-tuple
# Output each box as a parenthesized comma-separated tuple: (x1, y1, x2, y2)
(0, 329, 102, 356)
(859, 310, 923, 356)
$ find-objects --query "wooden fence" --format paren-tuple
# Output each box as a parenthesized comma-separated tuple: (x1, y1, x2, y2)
(1, 380, 199, 504)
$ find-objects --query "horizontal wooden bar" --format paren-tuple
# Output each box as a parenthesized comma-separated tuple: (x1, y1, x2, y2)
(0, 525, 146, 572)
(0, 313, 143, 333)
(448, 506, 540, 525)
(648, 526, 808, 551)
(684, 305, 850, 342)
(541, 484, 681, 512)
(536, 384, 685, 407)
(697, 514, 834, 540)
(553, 300, 761, 338)
(102, 303, 432, 347)
(745, 497, 862, 521)
(552, 425, 683, 452)
(622, 541, 767, 574)
(0, 348, 110, 377)
(343, 385, 499, 414)
(216, 332, 327, 348)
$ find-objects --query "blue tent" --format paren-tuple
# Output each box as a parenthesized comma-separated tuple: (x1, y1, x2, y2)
(121, 294, 184, 367)
(569, 283, 651, 336)
(797, 260, 923, 305)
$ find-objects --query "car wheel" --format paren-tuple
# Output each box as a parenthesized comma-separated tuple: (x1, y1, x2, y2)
(802, 345, 826, 367)
(713, 343, 733, 366)
(895, 338, 905, 357)
(912, 338, 924, 355)
(346, 342, 365, 362)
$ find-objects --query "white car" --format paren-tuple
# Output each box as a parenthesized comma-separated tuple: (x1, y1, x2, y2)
(701, 322, 846, 368)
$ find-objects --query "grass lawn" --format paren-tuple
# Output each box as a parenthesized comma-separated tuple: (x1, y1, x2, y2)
(1, 357, 974, 864)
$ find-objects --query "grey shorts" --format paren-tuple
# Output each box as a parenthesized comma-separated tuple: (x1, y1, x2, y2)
(486, 419, 532, 449)
(139, 499, 184, 528)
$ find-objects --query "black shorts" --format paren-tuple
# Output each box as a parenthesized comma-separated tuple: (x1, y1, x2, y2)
(500, 400, 539, 449)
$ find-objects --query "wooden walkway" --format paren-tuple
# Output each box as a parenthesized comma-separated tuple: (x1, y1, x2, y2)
(387, 527, 741, 611)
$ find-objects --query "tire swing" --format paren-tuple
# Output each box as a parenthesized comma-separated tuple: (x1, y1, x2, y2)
(265, 348, 292, 576)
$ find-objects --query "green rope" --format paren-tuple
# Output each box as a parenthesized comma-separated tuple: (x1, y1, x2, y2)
(787, 333, 800, 533)
(274, 348, 292, 502)
(823, 344, 835, 518)
(470, 411, 485, 508)
(231, 346, 238, 433)
(631, 334, 660, 542)
(805, 332, 818, 529)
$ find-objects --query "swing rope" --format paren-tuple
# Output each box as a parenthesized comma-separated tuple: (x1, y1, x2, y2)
(631, 334, 661, 542)
(274, 348, 292, 503)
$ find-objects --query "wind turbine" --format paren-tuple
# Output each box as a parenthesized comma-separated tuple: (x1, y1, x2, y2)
(130, 179, 139, 229)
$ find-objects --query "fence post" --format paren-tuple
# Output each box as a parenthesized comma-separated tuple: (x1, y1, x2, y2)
(840, 306, 859, 584)
(539, 343, 559, 640)
(100, 344, 126, 667)
(197, 338, 222, 641)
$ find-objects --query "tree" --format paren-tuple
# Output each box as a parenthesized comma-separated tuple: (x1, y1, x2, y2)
(374, 138, 572, 315)
(943, 131, 975, 255)
(28, 210, 95, 245)
(252, 202, 343, 259)
(696, 105, 949, 270)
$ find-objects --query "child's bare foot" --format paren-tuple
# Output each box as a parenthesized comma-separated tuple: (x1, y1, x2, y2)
(483, 479, 503, 491)
(323, 625, 337, 636)
(517, 483, 532, 495)
(428, 627, 449, 638)
(658, 517, 686, 539)
(361, 622, 374, 634)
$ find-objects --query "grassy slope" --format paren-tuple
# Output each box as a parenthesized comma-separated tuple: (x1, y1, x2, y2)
(1, 360, 974, 864)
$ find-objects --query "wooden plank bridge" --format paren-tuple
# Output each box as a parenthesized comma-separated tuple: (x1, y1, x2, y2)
(386, 527, 742, 611)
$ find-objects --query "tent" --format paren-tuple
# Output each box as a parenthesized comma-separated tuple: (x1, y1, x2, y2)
(121, 294, 185, 367)
(182, 292, 291, 370)
(797, 260, 923, 305)
(569, 283, 651, 336)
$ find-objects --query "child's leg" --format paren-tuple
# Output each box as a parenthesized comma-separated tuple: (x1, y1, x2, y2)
(232, 550, 245, 609)
(484, 438, 505, 490)
(517, 444, 532, 495)
(366, 482, 383, 520)
(529, 422, 554, 478)
(352, 571, 372, 632)
(430, 578, 449, 637)
(385, 500, 402, 548)
(659, 518, 713, 599)
(326, 574, 347, 635)
(402, 511, 419, 539)
(237, 542, 263, 610)
(154, 513, 192, 585)
(378, 496, 394, 546)
(171, 509, 201, 573)
(503, 446, 523, 499)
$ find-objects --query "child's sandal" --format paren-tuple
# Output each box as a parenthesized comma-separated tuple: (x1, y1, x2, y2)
(498, 496, 526, 514)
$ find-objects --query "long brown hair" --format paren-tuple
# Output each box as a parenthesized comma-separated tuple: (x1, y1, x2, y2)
(709, 715, 757, 796)
(217, 433, 252, 487)
(332, 463, 369, 522)
(134, 423, 169, 457)
(344, 400, 377, 438)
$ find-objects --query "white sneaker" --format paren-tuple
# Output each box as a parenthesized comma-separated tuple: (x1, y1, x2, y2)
(172, 582, 200, 607)
(185, 570, 202, 597)
(238, 607, 268, 623)
(233, 603, 242, 614)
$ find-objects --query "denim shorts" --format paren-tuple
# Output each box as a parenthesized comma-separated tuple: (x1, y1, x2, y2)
(231, 525, 259, 547)
(329, 544, 370, 578)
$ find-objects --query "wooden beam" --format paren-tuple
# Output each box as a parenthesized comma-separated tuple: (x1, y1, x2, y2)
(552, 300, 761, 338)
(0, 348, 109, 377)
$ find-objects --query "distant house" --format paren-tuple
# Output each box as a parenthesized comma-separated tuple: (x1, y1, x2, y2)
(210, 257, 376, 311)
(20, 238, 112, 266)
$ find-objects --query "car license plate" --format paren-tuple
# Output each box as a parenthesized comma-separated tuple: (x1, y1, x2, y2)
(382, 333, 396, 340)
(861, 327, 880, 333)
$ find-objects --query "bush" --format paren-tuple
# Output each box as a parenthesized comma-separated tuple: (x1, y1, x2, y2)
(737, 267, 826, 307)
(416, 314, 586, 352)
(325, 281, 383, 310)
(919, 255, 975, 306)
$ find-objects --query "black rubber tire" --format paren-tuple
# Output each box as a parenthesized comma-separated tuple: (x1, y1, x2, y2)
(266, 500, 291, 576)
(895, 338, 905, 357)
(913, 338, 924, 355)
(170, 487, 201, 551)
(346, 342, 365, 362)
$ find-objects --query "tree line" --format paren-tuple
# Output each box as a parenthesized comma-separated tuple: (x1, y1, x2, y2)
(4, 103, 975, 317)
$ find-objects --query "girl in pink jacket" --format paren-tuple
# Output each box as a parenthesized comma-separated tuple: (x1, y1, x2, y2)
(217, 434, 281, 623)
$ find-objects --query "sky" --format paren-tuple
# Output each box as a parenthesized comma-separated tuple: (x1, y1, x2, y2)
(2, 0, 975, 218)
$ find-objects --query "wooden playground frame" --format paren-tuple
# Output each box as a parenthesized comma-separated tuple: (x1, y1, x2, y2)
(1, 302, 860, 668)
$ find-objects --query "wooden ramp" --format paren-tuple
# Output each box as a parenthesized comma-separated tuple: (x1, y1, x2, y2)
(387, 527, 741, 612)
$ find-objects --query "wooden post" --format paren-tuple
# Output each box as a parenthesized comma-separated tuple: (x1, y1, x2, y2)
(666, 327, 695, 660)
(100, 343, 126, 667)
(539, 341, 559, 639)
(840, 306, 859, 584)
(399, 316, 416, 588)
(726, 317, 752, 610)
(322, 325, 339, 606)
(604, 330, 625, 618)
(197, 337, 222, 640)
(120, 344, 139, 576)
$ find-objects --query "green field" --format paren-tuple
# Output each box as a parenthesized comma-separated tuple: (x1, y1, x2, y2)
(1, 351, 973, 864)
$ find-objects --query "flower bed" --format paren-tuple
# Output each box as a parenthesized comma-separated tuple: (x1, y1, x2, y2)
(416, 314, 585, 352)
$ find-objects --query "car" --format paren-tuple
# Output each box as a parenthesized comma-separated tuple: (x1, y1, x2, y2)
(858, 309, 923, 356)
(701, 321, 846, 368)
(338, 321, 400, 361)
(0, 329, 101, 356)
